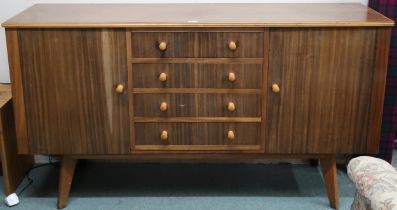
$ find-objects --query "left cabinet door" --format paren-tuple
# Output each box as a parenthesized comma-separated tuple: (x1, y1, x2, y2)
(7, 29, 130, 154)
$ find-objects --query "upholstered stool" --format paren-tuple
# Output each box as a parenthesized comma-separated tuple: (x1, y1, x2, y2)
(348, 156, 397, 210)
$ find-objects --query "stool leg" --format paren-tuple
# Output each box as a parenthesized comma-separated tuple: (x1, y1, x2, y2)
(320, 156, 339, 210)
(57, 156, 77, 209)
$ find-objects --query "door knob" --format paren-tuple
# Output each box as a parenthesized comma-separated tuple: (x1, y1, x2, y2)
(160, 102, 168, 112)
(227, 102, 236, 112)
(228, 72, 236, 82)
(159, 73, 167, 82)
(227, 130, 235, 140)
(115, 84, 124, 93)
(160, 130, 168, 140)
(158, 41, 167, 51)
(272, 84, 280, 93)
(228, 41, 237, 51)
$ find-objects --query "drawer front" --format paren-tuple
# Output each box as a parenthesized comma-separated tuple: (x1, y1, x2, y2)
(132, 64, 262, 88)
(131, 32, 263, 58)
(131, 32, 195, 58)
(133, 122, 261, 151)
(197, 32, 263, 58)
(133, 93, 261, 117)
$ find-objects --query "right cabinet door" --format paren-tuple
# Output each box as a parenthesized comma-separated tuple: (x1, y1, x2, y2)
(266, 28, 382, 154)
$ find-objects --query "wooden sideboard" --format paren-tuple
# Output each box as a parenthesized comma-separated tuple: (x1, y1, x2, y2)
(3, 3, 394, 209)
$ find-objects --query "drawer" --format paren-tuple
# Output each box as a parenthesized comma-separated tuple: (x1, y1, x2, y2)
(131, 32, 195, 58)
(133, 93, 261, 117)
(197, 32, 263, 58)
(131, 32, 263, 58)
(133, 122, 261, 151)
(132, 64, 262, 88)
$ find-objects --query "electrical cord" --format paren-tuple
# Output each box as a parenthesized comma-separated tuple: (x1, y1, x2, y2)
(16, 156, 60, 196)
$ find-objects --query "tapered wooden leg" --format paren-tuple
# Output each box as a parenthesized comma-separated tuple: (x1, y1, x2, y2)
(319, 156, 339, 210)
(57, 156, 77, 209)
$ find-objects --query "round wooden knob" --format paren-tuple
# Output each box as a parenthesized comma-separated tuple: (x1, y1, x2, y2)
(228, 41, 237, 51)
(158, 41, 167, 51)
(160, 130, 168, 140)
(227, 130, 235, 140)
(159, 73, 167, 82)
(228, 72, 236, 82)
(115, 84, 124, 93)
(272, 83, 280, 93)
(160, 102, 168, 112)
(227, 102, 236, 112)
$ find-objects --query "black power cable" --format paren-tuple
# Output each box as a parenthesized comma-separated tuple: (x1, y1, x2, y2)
(16, 156, 60, 196)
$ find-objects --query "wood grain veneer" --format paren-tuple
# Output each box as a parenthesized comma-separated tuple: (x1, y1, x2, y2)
(2, 4, 393, 28)
(3, 4, 394, 208)
(366, 28, 392, 153)
(133, 122, 262, 151)
(132, 64, 262, 88)
(17, 29, 130, 154)
(197, 32, 263, 58)
(6, 30, 29, 154)
(131, 32, 263, 58)
(132, 32, 195, 58)
(133, 93, 261, 118)
(266, 27, 377, 154)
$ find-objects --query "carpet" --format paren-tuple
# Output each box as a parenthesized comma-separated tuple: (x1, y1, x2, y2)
(0, 161, 355, 210)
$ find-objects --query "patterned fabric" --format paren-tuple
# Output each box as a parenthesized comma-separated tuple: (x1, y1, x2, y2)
(348, 156, 397, 210)
(369, 0, 397, 163)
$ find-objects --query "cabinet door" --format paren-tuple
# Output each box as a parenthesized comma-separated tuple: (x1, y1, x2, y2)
(14, 29, 129, 154)
(266, 28, 384, 154)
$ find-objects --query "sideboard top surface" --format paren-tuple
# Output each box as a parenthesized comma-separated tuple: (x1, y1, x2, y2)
(2, 3, 393, 28)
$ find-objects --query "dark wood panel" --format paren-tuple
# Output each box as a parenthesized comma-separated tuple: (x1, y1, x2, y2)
(133, 122, 261, 150)
(366, 27, 392, 153)
(132, 64, 262, 88)
(133, 93, 261, 117)
(18, 29, 130, 154)
(131, 32, 195, 58)
(197, 32, 263, 58)
(266, 28, 377, 154)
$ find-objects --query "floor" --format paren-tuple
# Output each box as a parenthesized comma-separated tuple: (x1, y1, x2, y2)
(0, 160, 356, 210)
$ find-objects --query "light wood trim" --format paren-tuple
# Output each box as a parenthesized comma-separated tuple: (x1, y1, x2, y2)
(133, 117, 262, 123)
(127, 30, 136, 153)
(3, 22, 394, 28)
(70, 154, 336, 160)
(366, 27, 392, 153)
(131, 58, 264, 64)
(132, 88, 262, 94)
(260, 29, 269, 152)
(5, 29, 29, 154)
(129, 27, 267, 32)
(2, 4, 393, 28)
(134, 145, 261, 151)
